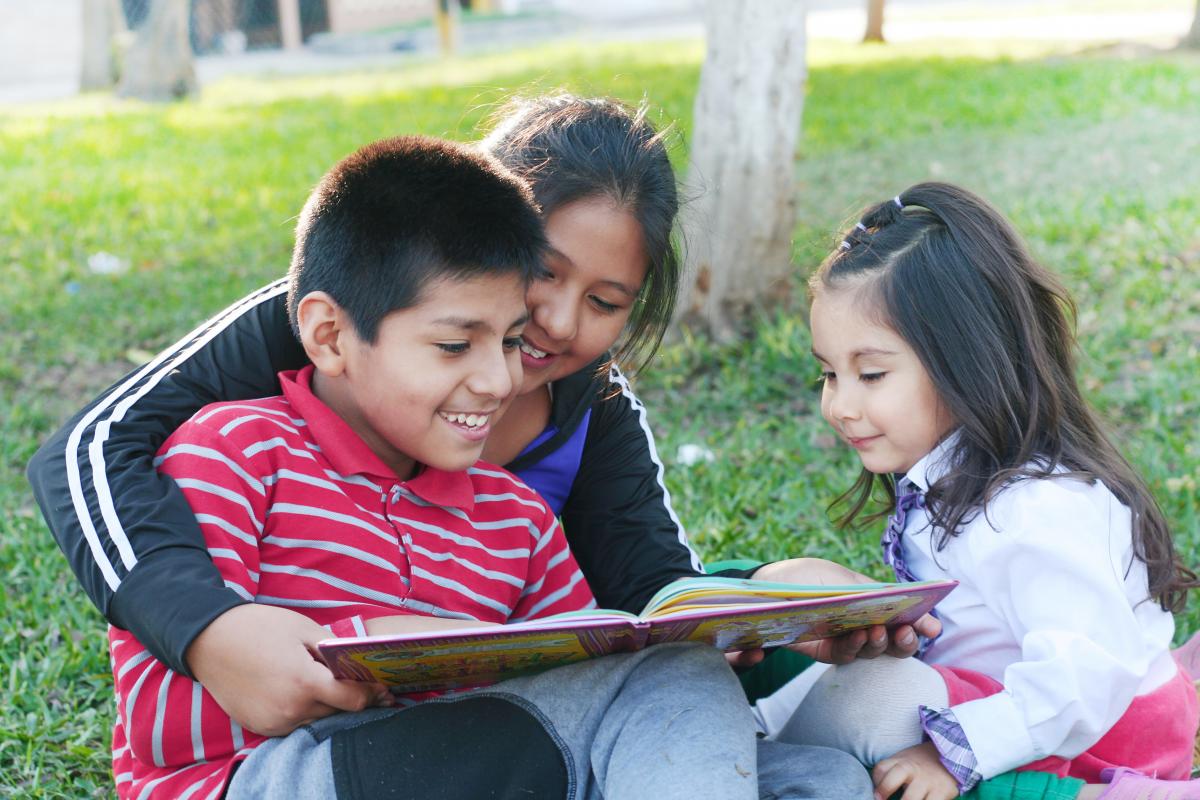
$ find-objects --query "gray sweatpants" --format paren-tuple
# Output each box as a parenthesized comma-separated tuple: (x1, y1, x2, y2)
(227, 643, 872, 799)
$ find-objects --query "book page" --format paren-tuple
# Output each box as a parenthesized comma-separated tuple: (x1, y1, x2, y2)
(643, 582, 955, 651)
(642, 575, 904, 617)
(319, 616, 643, 693)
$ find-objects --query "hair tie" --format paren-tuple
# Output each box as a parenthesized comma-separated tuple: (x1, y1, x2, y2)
(893, 196, 904, 209)
(839, 240, 851, 251)
(855, 222, 867, 232)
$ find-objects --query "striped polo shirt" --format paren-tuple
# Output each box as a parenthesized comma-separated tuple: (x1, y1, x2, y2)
(109, 365, 595, 800)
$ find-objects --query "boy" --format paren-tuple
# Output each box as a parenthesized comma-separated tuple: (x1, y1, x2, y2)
(110, 137, 860, 800)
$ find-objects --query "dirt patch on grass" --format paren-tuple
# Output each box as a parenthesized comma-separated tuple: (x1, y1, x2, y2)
(16, 357, 134, 430)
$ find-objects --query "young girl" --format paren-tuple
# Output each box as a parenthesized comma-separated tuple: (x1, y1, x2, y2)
(769, 182, 1200, 799)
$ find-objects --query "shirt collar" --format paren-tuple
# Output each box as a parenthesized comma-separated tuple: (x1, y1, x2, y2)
(279, 366, 476, 511)
(904, 429, 961, 493)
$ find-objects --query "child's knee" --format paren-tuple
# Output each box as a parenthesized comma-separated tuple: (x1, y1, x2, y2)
(812, 655, 945, 712)
(640, 642, 738, 686)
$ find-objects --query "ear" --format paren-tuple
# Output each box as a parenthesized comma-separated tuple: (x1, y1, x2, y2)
(297, 291, 351, 377)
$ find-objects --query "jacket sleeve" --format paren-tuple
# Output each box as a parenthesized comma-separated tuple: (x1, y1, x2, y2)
(559, 366, 762, 613)
(25, 279, 306, 676)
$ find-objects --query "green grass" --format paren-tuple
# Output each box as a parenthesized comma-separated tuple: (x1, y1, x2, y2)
(3, 31, 1200, 796)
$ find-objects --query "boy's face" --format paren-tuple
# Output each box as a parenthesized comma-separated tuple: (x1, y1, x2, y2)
(314, 273, 528, 479)
(810, 285, 953, 476)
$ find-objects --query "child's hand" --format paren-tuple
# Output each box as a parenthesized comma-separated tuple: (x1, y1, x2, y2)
(753, 558, 937, 663)
(871, 742, 959, 800)
(187, 604, 389, 737)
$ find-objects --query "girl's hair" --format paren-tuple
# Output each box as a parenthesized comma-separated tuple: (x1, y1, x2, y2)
(811, 181, 1196, 612)
(481, 94, 681, 376)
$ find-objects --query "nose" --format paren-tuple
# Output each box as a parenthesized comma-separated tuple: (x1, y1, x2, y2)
(531, 290, 577, 344)
(467, 342, 516, 400)
(824, 381, 861, 425)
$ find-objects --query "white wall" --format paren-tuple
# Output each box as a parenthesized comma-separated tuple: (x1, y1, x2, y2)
(0, 0, 83, 102)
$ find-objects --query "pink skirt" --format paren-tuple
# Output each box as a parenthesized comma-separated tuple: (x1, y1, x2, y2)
(931, 660, 1199, 781)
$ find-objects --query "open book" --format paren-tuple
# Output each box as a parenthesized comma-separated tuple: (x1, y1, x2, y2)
(317, 576, 956, 693)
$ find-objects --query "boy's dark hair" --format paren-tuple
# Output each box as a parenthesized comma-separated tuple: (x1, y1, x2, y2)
(482, 94, 680, 376)
(812, 181, 1197, 612)
(287, 135, 546, 343)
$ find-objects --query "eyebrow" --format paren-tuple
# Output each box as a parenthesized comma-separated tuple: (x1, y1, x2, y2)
(429, 311, 528, 331)
(810, 347, 898, 362)
(432, 312, 529, 332)
(545, 247, 638, 298)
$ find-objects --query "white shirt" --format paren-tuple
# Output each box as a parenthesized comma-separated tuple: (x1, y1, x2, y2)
(903, 436, 1178, 779)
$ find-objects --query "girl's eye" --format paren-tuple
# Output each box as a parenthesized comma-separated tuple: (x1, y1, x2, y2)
(816, 371, 835, 385)
(590, 295, 620, 314)
(502, 336, 523, 351)
(861, 372, 885, 383)
(437, 342, 469, 354)
(535, 264, 556, 281)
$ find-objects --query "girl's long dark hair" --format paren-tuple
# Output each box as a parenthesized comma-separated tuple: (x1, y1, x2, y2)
(482, 94, 681, 377)
(812, 181, 1196, 611)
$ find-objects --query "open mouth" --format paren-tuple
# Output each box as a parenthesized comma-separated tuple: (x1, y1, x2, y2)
(519, 341, 551, 359)
(519, 340, 558, 366)
(438, 411, 491, 430)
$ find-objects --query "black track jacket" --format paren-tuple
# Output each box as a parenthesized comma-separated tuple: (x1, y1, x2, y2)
(28, 279, 760, 675)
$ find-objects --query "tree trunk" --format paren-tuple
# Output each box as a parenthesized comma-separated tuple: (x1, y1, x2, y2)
(80, 0, 128, 90)
(675, 0, 807, 342)
(435, 0, 461, 55)
(864, 0, 885, 43)
(118, 0, 197, 101)
(278, 0, 303, 50)
(1184, 0, 1200, 48)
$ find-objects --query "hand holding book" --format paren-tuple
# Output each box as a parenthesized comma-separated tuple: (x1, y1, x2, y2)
(748, 558, 942, 664)
(318, 576, 957, 694)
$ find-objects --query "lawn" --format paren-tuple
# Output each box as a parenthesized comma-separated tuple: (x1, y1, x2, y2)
(2, 28, 1199, 796)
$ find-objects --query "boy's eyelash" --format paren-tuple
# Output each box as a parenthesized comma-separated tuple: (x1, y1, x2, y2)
(437, 342, 469, 354)
(861, 372, 885, 383)
(503, 336, 523, 350)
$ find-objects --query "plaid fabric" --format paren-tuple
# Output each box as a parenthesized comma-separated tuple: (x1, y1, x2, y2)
(882, 477, 940, 654)
(881, 477, 925, 583)
(921, 705, 983, 793)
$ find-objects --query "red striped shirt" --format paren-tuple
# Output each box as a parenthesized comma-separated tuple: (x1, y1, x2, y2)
(110, 366, 595, 800)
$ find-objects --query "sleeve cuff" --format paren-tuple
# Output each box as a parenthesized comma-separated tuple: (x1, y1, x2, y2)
(110, 548, 248, 677)
(920, 705, 983, 794)
(327, 616, 369, 638)
(715, 561, 771, 580)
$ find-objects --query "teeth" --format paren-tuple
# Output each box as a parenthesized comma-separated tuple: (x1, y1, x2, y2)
(520, 342, 548, 359)
(441, 412, 488, 429)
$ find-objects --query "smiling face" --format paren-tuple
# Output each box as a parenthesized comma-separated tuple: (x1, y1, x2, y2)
(517, 197, 648, 392)
(304, 272, 528, 479)
(810, 284, 954, 475)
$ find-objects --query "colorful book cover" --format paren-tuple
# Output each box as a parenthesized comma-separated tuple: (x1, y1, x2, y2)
(316, 577, 957, 694)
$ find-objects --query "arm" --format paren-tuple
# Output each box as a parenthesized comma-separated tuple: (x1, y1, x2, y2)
(924, 479, 1169, 784)
(112, 417, 286, 768)
(558, 366, 711, 613)
(156, 420, 385, 735)
(26, 280, 306, 674)
(510, 510, 596, 622)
